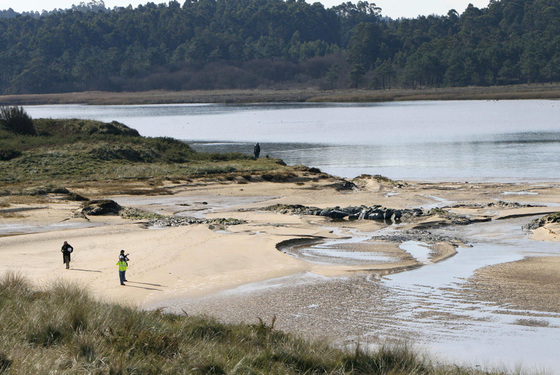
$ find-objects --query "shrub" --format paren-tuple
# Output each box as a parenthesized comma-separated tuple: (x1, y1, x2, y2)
(0, 106, 36, 135)
(0, 148, 21, 161)
(34, 119, 140, 137)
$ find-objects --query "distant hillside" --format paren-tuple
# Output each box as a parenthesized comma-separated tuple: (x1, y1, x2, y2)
(1, 0, 559, 94)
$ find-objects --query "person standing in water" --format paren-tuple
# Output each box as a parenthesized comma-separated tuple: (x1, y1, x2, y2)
(61, 241, 73, 269)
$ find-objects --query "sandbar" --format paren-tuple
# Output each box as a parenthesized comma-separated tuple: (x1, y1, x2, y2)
(1, 173, 560, 319)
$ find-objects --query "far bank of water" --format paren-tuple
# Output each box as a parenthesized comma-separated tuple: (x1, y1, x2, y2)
(25, 100, 560, 182)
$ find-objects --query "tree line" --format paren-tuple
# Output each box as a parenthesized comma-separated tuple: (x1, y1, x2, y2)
(0, 0, 559, 94)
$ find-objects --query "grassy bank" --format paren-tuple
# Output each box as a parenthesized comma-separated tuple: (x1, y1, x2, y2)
(1, 84, 560, 106)
(0, 117, 295, 194)
(0, 272, 511, 374)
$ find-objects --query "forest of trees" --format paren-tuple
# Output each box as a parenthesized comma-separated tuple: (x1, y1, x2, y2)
(1, 0, 560, 94)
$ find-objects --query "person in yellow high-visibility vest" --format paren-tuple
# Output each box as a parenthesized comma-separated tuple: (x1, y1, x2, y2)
(116, 250, 129, 285)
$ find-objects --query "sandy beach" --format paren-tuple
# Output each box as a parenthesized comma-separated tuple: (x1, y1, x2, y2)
(2, 172, 560, 366)
(2, 173, 560, 306)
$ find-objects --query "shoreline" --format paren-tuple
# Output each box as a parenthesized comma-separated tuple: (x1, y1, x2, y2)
(1, 84, 560, 106)
(1, 174, 560, 308)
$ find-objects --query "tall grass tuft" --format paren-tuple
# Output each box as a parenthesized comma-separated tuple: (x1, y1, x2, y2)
(0, 271, 33, 299)
(0, 352, 12, 374)
(0, 106, 35, 135)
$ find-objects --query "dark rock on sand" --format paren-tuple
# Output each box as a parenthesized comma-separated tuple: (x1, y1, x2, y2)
(81, 199, 122, 215)
(524, 212, 560, 230)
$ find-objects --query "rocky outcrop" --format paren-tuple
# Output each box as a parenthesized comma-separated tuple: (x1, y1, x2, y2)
(147, 217, 246, 228)
(81, 199, 122, 215)
(371, 229, 466, 247)
(524, 212, 560, 230)
(427, 207, 474, 225)
(76, 200, 246, 228)
(325, 180, 359, 191)
(449, 201, 544, 209)
(262, 204, 423, 222)
(261, 203, 488, 227)
(488, 200, 543, 208)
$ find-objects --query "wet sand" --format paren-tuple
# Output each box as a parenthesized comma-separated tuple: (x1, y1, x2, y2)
(463, 256, 560, 314)
(2, 173, 560, 370)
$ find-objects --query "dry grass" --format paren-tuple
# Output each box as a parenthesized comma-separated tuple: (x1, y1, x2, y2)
(1, 84, 560, 106)
(0, 273, 527, 375)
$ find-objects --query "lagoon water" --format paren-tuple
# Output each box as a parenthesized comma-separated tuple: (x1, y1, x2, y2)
(26, 99, 560, 181)
(25, 100, 560, 372)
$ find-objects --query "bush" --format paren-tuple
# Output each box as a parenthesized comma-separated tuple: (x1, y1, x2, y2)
(0, 148, 21, 161)
(0, 106, 36, 135)
(34, 118, 140, 137)
(148, 137, 197, 162)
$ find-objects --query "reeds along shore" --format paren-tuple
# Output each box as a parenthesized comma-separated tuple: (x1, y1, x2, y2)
(1, 84, 560, 106)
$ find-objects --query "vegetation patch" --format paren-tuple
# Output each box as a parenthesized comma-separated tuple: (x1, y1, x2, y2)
(0, 272, 511, 374)
(0, 112, 290, 191)
(120, 207, 167, 220)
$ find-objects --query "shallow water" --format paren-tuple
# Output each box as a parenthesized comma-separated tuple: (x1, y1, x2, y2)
(379, 218, 560, 371)
(0, 221, 105, 236)
(154, 215, 560, 374)
(400, 241, 432, 264)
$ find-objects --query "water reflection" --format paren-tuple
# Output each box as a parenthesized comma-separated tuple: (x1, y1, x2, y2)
(191, 138, 560, 181)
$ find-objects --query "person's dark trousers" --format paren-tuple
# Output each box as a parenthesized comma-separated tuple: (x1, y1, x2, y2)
(119, 270, 126, 285)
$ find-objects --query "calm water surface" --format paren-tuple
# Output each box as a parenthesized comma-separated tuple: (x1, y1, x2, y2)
(26, 100, 560, 181)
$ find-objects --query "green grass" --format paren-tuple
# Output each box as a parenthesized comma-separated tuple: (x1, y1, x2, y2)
(0, 272, 518, 375)
(0, 118, 289, 190)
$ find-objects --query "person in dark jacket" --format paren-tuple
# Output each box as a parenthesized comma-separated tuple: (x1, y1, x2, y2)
(254, 143, 260, 159)
(61, 241, 73, 269)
